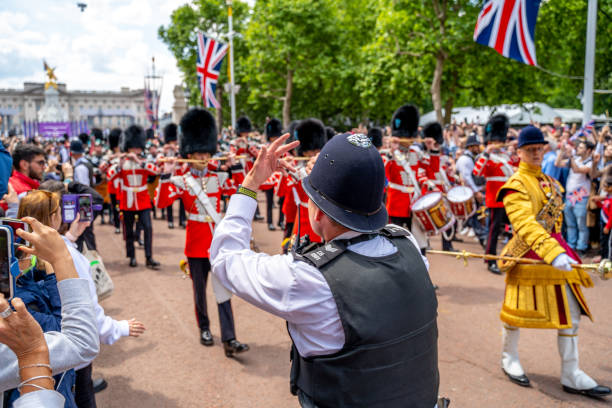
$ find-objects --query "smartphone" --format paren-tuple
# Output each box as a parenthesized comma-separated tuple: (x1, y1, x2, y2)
(0, 227, 12, 299)
(78, 194, 93, 222)
(0, 218, 30, 247)
(62, 194, 79, 224)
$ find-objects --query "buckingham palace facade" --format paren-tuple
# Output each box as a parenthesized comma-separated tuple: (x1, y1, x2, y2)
(0, 82, 149, 134)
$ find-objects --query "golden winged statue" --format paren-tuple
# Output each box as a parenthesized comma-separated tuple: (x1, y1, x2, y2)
(43, 60, 58, 90)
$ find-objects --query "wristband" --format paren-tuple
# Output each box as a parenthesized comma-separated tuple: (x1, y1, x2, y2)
(237, 185, 257, 200)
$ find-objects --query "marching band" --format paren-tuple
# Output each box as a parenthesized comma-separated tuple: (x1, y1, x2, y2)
(61, 102, 608, 400)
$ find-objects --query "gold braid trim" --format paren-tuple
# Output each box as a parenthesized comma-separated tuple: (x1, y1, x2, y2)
(499, 174, 564, 273)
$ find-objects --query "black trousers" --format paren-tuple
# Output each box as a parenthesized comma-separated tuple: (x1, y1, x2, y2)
(75, 363, 97, 408)
(110, 194, 120, 229)
(187, 257, 236, 342)
(124, 209, 153, 259)
(485, 207, 509, 263)
(265, 189, 275, 224)
(278, 197, 285, 226)
(166, 200, 187, 225)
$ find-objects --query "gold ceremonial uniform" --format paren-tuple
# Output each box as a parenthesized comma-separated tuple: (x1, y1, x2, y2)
(496, 162, 593, 330)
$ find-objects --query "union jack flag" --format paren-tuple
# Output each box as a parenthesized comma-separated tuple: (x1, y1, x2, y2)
(144, 88, 155, 123)
(473, 0, 542, 66)
(196, 32, 228, 109)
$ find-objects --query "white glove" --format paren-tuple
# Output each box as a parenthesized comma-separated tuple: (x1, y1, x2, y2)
(551, 253, 577, 272)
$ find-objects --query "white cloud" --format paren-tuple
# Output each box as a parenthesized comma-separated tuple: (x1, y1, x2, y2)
(0, 0, 188, 114)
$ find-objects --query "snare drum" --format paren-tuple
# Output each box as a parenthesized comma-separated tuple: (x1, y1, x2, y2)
(411, 192, 455, 235)
(447, 186, 476, 220)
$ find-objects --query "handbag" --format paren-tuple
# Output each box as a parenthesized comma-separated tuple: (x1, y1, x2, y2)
(82, 247, 114, 301)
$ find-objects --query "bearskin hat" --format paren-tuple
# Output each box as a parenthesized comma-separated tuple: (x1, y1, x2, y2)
(90, 128, 103, 141)
(295, 118, 327, 155)
(235, 116, 253, 135)
(179, 108, 217, 158)
(108, 128, 122, 150)
(326, 126, 336, 141)
(145, 128, 155, 140)
(485, 114, 509, 143)
(78, 132, 89, 146)
(286, 120, 300, 140)
(391, 104, 419, 138)
(423, 122, 444, 145)
(163, 123, 178, 144)
(122, 125, 146, 151)
(265, 118, 283, 141)
(368, 127, 383, 148)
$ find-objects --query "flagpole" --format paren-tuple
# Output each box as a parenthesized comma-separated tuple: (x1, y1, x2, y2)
(227, 0, 237, 131)
(582, 0, 597, 126)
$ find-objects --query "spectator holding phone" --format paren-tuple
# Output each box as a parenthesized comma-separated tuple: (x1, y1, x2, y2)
(36, 182, 146, 407)
(0, 217, 99, 393)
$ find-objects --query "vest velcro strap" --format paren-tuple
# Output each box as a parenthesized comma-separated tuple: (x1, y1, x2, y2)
(382, 224, 412, 237)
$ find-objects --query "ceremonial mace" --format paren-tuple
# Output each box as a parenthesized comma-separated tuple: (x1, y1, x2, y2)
(427, 250, 612, 281)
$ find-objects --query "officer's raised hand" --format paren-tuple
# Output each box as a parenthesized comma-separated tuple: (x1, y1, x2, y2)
(243, 133, 299, 191)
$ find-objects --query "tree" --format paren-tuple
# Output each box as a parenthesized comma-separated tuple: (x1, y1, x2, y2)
(243, 0, 344, 127)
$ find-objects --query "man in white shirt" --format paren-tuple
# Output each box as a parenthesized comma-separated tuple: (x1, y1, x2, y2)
(211, 132, 439, 407)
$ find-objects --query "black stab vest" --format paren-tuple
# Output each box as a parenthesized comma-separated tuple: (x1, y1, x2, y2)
(290, 225, 439, 408)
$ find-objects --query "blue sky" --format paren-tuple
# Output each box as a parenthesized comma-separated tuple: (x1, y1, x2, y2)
(0, 0, 189, 113)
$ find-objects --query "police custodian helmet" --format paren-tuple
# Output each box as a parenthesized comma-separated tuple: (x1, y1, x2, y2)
(303, 133, 387, 233)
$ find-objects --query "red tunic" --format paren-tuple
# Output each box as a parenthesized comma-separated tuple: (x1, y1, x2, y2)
(289, 180, 321, 243)
(419, 152, 455, 194)
(384, 146, 422, 218)
(472, 151, 518, 209)
(108, 159, 159, 211)
(156, 169, 222, 258)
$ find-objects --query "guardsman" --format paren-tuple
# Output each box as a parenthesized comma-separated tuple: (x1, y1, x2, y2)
(155, 108, 249, 356)
(496, 126, 610, 398)
(385, 104, 428, 253)
(161, 122, 186, 229)
(107, 125, 160, 269)
(283, 118, 328, 245)
(103, 128, 123, 234)
(420, 121, 456, 251)
(260, 118, 284, 231)
(473, 114, 518, 274)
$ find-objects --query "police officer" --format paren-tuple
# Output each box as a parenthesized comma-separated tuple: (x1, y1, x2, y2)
(210, 132, 439, 407)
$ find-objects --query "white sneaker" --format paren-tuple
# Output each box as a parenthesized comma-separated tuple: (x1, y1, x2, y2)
(459, 227, 469, 236)
(467, 229, 475, 238)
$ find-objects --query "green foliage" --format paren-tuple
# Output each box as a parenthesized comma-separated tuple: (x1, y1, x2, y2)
(160, 0, 612, 128)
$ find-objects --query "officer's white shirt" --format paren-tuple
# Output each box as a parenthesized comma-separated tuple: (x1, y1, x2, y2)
(210, 194, 428, 358)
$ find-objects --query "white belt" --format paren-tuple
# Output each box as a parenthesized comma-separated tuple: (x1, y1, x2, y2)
(122, 185, 148, 209)
(486, 176, 509, 182)
(188, 213, 213, 223)
(388, 182, 414, 193)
